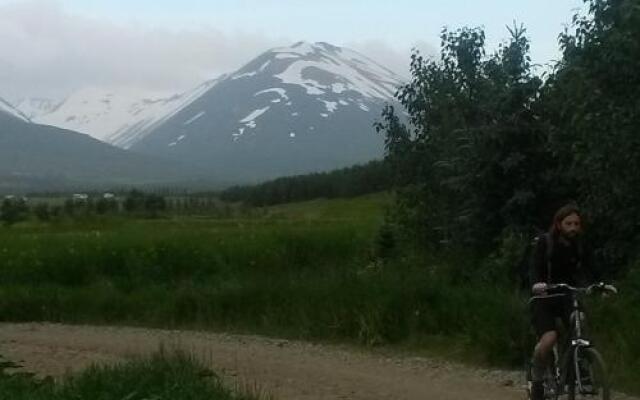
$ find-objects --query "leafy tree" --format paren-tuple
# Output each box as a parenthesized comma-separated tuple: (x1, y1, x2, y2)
(0, 198, 29, 227)
(123, 190, 166, 217)
(541, 0, 640, 267)
(378, 25, 549, 250)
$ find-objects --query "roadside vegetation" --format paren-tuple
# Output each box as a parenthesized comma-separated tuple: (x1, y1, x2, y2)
(0, 351, 266, 400)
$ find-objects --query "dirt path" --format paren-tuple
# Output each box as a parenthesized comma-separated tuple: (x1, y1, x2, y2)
(0, 323, 632, 400)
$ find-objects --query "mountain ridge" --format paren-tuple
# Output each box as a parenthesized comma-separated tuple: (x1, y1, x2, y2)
(129, 41, 404, 182)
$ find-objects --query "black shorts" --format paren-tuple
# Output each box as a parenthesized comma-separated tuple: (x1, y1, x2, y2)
(530, 295, 572, 337)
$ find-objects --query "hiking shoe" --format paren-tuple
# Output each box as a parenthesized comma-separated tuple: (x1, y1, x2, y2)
(530, 381, 545, 400)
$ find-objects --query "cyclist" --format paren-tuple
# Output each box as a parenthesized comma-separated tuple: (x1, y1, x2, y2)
(529, 203, 597, 400)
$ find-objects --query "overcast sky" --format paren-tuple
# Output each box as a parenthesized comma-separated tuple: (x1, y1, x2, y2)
(0, 0, 586, 102)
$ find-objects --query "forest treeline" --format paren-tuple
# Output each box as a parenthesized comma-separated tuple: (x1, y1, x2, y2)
(219, 160, 392, 206)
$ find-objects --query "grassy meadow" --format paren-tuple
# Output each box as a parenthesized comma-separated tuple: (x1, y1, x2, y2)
(0, 192, 639, 394)
(0, 193, 387, 333)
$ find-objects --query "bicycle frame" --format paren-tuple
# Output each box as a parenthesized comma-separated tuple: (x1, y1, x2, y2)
(555, 293, 592, 395)
(528, 283, 614, 399)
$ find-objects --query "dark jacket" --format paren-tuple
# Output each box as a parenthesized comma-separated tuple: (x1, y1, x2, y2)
(530, 233, 595, 287)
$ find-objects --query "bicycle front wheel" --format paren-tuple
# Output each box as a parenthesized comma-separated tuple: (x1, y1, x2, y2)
(568, 347, 610, 400)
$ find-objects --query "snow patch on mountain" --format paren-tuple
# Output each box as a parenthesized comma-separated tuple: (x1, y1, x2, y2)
(274, 58, 395, 99)
(254, 88, 289, 100)
(322, 100, 338, 113)
(274, 61, 328, 96)
(232, 127, 246, 141)
(168, 134, 187, 147)
(240, 106, 270, 124)
(331, 83, 347, 94)
(232, 71, 258, 80)
(183, 111, 205, 125)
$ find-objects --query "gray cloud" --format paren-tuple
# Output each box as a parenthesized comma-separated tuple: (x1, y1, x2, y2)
(0, 1, 283, 101)
(348, 39, 437, 79)
(0, 0, 436, 102)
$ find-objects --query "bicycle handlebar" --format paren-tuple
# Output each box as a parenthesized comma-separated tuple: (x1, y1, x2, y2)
(545, 282, 618, 295)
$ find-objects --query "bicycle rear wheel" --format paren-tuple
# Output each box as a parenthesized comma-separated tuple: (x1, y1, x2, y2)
(568, 347, 610, 400)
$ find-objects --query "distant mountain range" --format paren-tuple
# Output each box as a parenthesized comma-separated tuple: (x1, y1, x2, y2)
(5, 41, 405, 188)
(25, 80, 220, 149)
(0, 104, 202, 192)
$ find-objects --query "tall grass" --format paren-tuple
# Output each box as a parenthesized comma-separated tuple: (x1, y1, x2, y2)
(0, 351, 265, 400)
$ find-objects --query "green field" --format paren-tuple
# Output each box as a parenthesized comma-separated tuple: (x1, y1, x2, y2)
(0, 193, 388, 334)
(1, 192, 638, 394)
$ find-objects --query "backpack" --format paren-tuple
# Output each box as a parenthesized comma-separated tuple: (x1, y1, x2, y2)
(515, 232, 553, 292)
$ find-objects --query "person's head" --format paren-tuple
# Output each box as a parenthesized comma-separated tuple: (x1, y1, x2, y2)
(549, 203, 583, 240)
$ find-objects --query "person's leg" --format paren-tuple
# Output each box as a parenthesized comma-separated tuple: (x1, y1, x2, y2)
(530, 298, 558, 400)
(532, 330, 558, 379)
(530, 330, 558, 400)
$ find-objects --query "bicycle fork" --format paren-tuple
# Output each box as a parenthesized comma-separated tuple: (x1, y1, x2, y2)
(573, 339, 597, 395)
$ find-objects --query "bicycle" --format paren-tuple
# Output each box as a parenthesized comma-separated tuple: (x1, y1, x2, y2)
(526, 282, 618, 400)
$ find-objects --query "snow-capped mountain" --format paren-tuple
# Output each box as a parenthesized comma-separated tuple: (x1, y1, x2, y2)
(30, 79, 219, 148)
(131, 41, 405, 182)
(0, 97, 29, 122)
(13, 97, 60, 120)
(10, 41, 406, 183)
